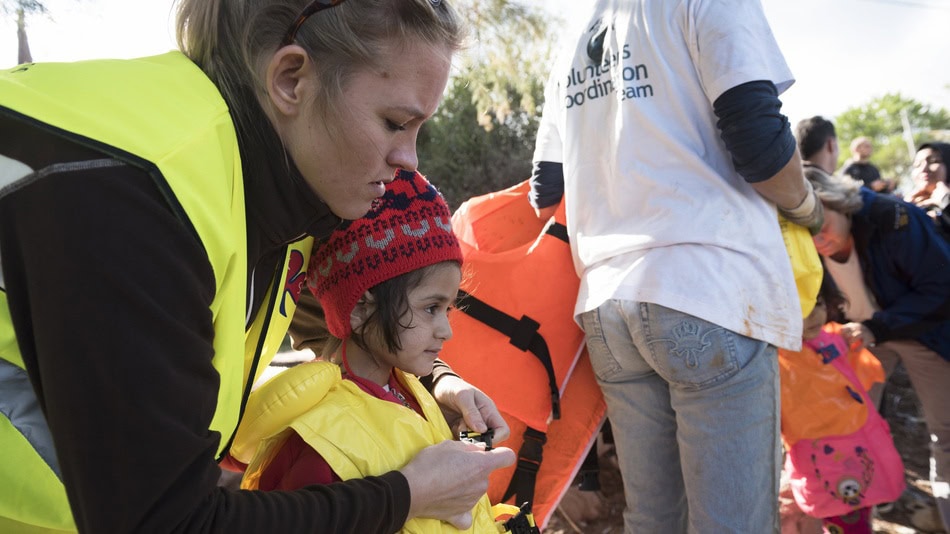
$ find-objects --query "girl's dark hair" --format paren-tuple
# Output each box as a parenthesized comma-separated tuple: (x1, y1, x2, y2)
(818, 267, 848, 324)
(351, 262, 454, 355)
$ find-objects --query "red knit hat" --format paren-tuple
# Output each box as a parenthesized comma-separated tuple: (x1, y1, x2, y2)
(307, 170, 463, 338)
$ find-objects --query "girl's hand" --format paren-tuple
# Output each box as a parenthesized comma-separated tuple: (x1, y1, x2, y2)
(840, 321, 876, 349)
(431, 375, 510, 443)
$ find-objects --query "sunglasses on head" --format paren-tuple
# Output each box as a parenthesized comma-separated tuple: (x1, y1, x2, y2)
(281, 0, 348, 47)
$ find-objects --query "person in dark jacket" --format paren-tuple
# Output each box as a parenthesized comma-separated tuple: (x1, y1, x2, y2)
(805, 167, 950, 531)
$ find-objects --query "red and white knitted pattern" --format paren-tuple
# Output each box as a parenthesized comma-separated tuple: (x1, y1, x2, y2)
(307, 170, 462, 338)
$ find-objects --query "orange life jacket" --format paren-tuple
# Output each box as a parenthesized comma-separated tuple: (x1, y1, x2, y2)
(440, 180, 607, 528)
(778, 322, 885, 446)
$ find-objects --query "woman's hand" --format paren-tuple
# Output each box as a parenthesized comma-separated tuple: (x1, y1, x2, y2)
(401, 440, 515, 528)
(431, 374, 510, 443)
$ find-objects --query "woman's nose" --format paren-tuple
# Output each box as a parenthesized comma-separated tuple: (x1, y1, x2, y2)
(388, 138, 418, 172)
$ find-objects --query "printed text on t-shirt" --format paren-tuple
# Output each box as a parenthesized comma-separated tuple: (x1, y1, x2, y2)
(563, 43, 653, 108)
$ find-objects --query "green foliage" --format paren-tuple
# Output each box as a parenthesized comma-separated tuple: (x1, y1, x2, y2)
(454, 0, 557, 130)
(418, 74, 545, 210)
(834, 93, 950, 187)
(1, 0, 46, 17)
(417, 0, 560, 210)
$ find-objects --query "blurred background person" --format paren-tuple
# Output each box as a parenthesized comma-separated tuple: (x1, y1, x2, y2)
(796, 115, 840, 175)
(841, 136, 894, 193)
(904, 142, 950, 224)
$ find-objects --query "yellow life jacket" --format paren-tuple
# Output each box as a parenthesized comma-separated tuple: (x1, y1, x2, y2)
(438, 180, 606, 528)
(779, 215, 823, 319)
(0, 52, 310, 533)
(235, 361, 497, 534)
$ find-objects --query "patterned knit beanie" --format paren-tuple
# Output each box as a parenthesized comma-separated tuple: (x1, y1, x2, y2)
(307, 169, 462, 338)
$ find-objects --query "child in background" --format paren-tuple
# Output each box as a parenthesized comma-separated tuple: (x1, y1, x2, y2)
(233, 170, 510, 533)
(779, 271, 904, 534)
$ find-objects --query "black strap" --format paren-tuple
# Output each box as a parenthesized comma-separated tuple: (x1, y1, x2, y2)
(454, 220, 567, 419)
(545, 220, 569, 244)
(502, 427, 547, 505)
(461, 219, 572, 508)
(455, 290, 560, 420)
(501, 502, 542, 534)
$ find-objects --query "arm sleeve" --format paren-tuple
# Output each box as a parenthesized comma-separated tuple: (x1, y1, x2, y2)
(712, 80, 797, 184)
(529, 65, 566, 210)
(259, 432, 342, 490)
(691, 0, 794, 101)
(861, 207, 950, 343)
(529, 161, 565, 210)
(0, 164, 409, 534)
(288, 288, 331, 355)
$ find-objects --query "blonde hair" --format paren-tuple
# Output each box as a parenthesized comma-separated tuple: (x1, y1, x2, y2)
(175, 0, 464, 136)
(804, 167, 864, 215)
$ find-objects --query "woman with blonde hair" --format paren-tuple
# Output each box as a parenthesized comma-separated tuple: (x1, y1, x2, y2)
(0, 1, 513, 532)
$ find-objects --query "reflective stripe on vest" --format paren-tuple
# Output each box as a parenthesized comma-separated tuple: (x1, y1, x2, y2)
(0, 358, 60, 480)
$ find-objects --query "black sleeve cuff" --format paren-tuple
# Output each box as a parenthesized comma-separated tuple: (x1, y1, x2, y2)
(713, 80, 796, 184)
(863, 318, 889, 344)
(381, 471, 412, 529)
(529, 161, 564, 209)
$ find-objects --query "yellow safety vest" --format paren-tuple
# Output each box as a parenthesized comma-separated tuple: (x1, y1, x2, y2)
(0, 52, 310, 533)
(235, 361, 497, 534)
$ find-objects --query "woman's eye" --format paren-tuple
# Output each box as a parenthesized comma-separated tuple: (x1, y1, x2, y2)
(386, 119, 406, 132)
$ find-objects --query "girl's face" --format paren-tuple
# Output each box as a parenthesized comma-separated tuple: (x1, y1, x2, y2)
(911, 147, 947, 191)
(802, 300, 827, 340)
(812, 206, 852, 257)
(281, 40, 452, 220)
(373, 262, 461, 378)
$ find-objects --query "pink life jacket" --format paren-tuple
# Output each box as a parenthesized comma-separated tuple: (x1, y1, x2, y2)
(782, 329, 905, 518)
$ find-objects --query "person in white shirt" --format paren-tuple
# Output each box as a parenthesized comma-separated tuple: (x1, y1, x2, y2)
(529, 0, 822, 531)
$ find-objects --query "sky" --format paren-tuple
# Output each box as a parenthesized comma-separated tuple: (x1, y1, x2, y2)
(2, 0, 949, 127)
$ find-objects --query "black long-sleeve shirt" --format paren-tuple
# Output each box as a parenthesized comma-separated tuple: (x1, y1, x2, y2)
(0, 109, 410, 533)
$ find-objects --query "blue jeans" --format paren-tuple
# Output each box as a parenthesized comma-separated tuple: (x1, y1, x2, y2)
(581, 300, 781, 533)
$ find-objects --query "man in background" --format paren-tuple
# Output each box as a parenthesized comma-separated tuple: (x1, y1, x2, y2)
(841, 136, 894, 193)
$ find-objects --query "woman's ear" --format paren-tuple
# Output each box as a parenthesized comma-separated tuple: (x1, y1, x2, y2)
(350, 291, 377, 331)
(264, 44, 318, 118)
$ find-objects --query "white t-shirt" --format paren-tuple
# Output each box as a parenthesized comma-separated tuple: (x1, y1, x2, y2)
(533, 0, 802, 349)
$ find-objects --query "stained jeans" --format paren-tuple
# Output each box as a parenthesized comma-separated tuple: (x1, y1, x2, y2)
(581, 300, 781, 533)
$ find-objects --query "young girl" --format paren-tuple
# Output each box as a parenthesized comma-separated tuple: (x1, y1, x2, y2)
(779, 271, 904, 534)
(232, 170, 509, 533)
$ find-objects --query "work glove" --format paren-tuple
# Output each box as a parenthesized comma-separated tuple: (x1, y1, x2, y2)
(779, 180, 825, 236)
